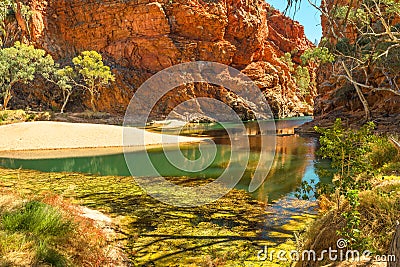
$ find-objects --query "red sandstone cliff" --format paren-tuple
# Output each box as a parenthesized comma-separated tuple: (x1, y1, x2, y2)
(299, 0, 400, 133)
(15, 0, 315, 119)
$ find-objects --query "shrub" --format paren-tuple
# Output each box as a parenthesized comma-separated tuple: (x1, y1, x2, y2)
(295, 66, 311, 95)
(279, 52, 311, 95)
(300, 47, 335, 66)
(0, 193, 112, 266)
(279, 52, 295, 72)
(2, 201, 72, 237)
(369, 137, 398, 169)
(309, 120, 399, 249)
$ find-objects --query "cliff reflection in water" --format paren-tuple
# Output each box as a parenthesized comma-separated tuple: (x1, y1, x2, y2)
(0, 117, 322, 203)
(230, 118, 319, 202)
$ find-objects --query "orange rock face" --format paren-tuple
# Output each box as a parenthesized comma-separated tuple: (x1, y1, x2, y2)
(301, 0, 400, 133)
(23, 0, 315, 119)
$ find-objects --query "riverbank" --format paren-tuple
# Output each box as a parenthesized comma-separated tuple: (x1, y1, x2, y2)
(297, 111, 400, 135)
(295, 121, 400, 267)
(296, 175, 400, 267)
(0, 188, 129, 266)
(0, 121, 205, 158)
(0, 167, 316, 266)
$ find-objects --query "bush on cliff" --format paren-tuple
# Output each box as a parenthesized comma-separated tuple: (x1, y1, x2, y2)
(279, 52, 313, 95)
(321, 0, 399, 121)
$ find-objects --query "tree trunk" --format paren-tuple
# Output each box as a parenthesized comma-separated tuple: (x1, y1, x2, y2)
(61, 91, 72, 114)
(341, 62, 371, 121)
(3, 88, 11, 110)
(89, 89, 97, 113)
(388, 222, 400, 267)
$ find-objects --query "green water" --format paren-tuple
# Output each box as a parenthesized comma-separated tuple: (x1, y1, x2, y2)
(0, 117, 329, 203)
(0, 117, 332, 266)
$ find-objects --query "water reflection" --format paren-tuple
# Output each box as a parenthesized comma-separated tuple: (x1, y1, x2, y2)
(0, 117, 326, 203)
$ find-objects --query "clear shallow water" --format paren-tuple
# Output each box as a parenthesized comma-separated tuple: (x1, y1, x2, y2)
(0, 117, 329, 203)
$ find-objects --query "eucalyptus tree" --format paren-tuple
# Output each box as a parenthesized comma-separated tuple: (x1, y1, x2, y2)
(0, 0, 14, 47)
(0, 0, 32, 47)
(295, 0, 400, 121)
(71, 51, 115, 112)
(324, 0, 400, 121)
(0, 41, 55, 109)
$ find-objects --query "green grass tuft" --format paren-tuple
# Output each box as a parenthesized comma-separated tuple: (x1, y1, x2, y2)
(1, 200, 73, 266)
(2, 201, 73, 238)
(2, 200, 72, 237)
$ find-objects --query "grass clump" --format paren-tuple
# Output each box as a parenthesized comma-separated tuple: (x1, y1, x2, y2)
(0, 199, 70, 266)
(2, 201, 72, 237)
(0, 191, 115, 266)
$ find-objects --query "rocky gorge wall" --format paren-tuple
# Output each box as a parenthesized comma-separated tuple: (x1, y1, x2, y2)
(15, 0, 315, 120)
(301, 0, 400, 133)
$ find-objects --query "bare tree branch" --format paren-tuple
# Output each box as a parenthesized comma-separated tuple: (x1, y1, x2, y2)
(341, 61, 371, 121)
(337, 74, 400, 96)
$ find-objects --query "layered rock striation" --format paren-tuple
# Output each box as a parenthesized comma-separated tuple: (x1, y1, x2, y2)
(17, 0, 315, 119)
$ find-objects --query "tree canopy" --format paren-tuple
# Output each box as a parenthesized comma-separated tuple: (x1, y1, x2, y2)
(72, 51, 115, 112)
(0, 41, 55, 109)
(0, 42, 114, 112)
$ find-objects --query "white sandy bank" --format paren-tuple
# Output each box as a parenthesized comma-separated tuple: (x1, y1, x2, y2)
(0, 121, 204, 153)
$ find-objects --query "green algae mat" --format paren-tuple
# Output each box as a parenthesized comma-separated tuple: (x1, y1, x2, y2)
(0, 168, 316, 266)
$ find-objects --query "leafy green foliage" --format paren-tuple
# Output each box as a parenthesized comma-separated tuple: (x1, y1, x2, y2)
(333, 5, 369, 26)
(315, 119, 376, 182)
(333, 0, 400, 25)
(369, 137, 399, 168)
(0, 42, 55, 109)
(0, 0, 32, 47)
(294, 66, 311, 95)
(72, 51, 115, 112)
(53, 66, 77, 113)
(339, 189, 362, 247)
(314, 120, 376, 247)
(0, 0, 14, 47)
(279, 52, 295, 72)
(279, 52, 312, 95)
(0, 42, 114, 112)
(300, 47, 335, 65)
(310, 120, 398, 197)
(297, 119, 399, 249)
(295, 180, 315, 200)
